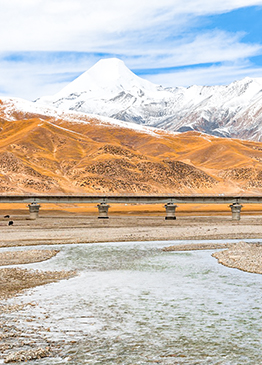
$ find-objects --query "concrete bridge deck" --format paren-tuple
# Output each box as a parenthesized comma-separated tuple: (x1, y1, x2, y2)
(0, 195, 262, 204)
(1, 195, 262, 220)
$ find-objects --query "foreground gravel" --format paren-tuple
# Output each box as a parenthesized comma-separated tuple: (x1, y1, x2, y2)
(0, 249, 76, 363)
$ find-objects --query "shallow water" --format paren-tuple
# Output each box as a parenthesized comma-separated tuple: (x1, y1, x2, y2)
(4, 240, 262, 364)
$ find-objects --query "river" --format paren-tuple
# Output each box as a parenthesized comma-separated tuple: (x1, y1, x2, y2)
(3, 240, 262, 364)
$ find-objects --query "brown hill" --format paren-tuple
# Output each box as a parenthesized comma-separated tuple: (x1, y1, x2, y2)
(1, 98, 262, 195)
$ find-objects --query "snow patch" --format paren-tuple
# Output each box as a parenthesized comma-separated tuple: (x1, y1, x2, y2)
(0, 96, 176, 139)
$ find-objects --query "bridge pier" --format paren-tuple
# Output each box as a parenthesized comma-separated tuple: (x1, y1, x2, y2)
(97, 202, 110, 219)
(165, 202, 178, 220)
(229, 202, 243, 221)
(28, 202, 41, 220)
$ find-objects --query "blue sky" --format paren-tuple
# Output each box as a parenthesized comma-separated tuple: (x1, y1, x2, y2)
(1, 0, 262, 100)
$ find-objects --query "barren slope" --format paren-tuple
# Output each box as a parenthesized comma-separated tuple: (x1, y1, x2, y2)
(1, 98, 262, 195)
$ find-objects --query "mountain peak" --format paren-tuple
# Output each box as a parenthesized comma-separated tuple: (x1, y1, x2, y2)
(52, 58, 154, 99)
(89, 58, 130, 77)
(37, 59, 262, 142)
(85, 58, 139, 87)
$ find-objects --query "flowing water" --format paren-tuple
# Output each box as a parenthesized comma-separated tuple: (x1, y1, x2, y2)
(3, 240, 262, 364)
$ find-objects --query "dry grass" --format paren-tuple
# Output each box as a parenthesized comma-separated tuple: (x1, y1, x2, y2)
(1, 203, 262, 218)
(2, 98, 262, 196)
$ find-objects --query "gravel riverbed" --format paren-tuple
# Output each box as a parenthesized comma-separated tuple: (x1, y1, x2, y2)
(1, 214, 262, 363)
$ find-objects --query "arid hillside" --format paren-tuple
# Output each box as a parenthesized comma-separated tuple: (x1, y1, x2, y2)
(1, 98, 262, 195)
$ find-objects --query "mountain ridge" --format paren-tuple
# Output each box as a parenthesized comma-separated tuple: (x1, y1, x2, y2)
(2, 97, 262, 195)
(37, 58, 262, 142)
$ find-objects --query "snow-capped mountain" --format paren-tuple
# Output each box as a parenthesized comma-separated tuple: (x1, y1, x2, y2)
(37, 58, 262, 141)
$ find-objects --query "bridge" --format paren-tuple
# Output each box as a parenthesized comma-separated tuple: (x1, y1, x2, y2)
(1, 195, 262, 220)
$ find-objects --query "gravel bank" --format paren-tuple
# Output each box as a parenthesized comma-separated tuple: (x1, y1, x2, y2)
(163, 241, 262, 275)
(0, 249, 76, 363)
(0, 267, 75, 300)
(0, 249, 59, 266)
(1, 215, 262, 247)
(163, 242, 232, 251)
(212, 241, 262, 274)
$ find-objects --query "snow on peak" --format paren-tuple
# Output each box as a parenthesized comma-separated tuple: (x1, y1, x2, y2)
(36, 57, 262, 142)
(0, 96, 166, 138)
(51, 58, 156, 100)
(88, 58, 135, 84)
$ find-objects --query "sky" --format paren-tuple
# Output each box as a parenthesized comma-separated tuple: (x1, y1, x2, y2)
(1, 0, 262, 100)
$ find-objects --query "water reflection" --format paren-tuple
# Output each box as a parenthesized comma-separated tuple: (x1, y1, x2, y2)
(6, 241, 262, 364)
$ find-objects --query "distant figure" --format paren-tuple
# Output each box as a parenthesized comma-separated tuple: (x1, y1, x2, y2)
(8, 221, 13, 226)
(4, 215, 10, 218)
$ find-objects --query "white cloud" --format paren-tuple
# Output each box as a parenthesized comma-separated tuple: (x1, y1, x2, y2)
(0, 55, 97, 100)
(1, 0, 262, 99)
(1, 0, 262, 52)
(144, 62, 262, 87)
(121, 31, 262, 68)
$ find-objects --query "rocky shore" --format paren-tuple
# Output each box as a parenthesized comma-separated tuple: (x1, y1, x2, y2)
(163, 241, 262, 274)
(0, 249, 59, 266)
(0, 249, 76, 363)
(212, 241, 262, 274)
(163, 242, 232, 251)
(0, 266, 75, 300)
